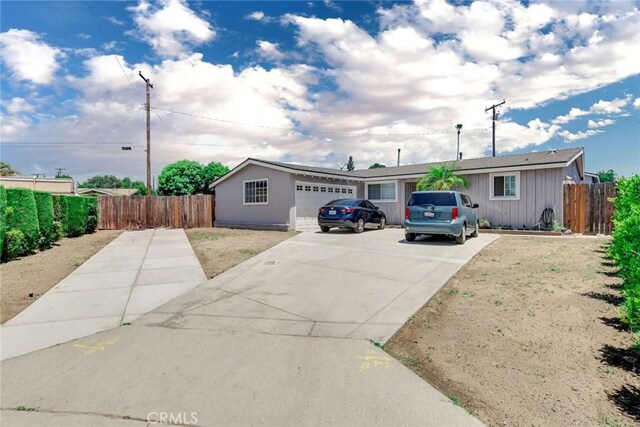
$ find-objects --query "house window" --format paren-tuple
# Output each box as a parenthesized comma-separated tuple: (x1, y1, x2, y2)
(320, 187, 326, 192)
(328, 188, 334, 193)
(348, 189, 353, 194)
(341, 188, 347, 194)
(305, 185, 311, 191)
(244, 179, 268, 205)
(296, 185, 303, 191)
(490, 172, 520, 200)
(313, 186, 319, 192)
(367, 181, 396, 202)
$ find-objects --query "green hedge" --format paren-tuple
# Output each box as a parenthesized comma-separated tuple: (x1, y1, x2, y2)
(5, 188, 40, 256)
(0, 186, 6, 259)
(84, 197, 98, 234)
(63, 196, 88, 237)
(610, 176, 640, 332)
(33, 191, 56, 249)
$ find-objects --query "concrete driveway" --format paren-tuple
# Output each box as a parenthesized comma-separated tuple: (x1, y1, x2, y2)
(1, 229, 497, 426)
(140, 228, 498, 343)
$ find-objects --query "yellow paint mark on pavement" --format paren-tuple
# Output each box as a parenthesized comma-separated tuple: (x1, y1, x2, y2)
(355, 350, 392, 372)
(73, 337, 119, 356)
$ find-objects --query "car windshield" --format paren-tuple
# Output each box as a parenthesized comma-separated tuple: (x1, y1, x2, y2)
(408, 192, 457, 206)
(325, 199, 359, 207)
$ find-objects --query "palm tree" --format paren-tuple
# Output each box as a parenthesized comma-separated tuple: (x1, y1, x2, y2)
(0, 161, 19, 176)
(417, 163, 468, 190)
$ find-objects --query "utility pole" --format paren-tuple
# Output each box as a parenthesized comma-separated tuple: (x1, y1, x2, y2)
(139, 71, 154, 194)
(54, 168, 66, 178)
(455, 124, 463, 161)
(485, 99, 505, 157)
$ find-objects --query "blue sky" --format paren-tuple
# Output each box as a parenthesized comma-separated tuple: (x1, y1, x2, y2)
(1, 0, 639, 183)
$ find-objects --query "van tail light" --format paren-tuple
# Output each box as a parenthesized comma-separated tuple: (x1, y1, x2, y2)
(451, 207, 459, 220)
(405, 207, 410, 219)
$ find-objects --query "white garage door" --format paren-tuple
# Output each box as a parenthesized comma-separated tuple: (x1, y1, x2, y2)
(295, 181, 357, 219)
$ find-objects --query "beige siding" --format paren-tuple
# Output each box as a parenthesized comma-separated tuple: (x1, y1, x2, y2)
(0, 177, 74, 194)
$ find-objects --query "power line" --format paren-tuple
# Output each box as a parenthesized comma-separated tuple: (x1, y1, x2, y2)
(151, 106, 490, 137)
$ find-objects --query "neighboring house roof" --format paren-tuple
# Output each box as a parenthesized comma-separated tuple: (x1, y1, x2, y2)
(76, 188, 139, 196)
(212, 147, 584, 187)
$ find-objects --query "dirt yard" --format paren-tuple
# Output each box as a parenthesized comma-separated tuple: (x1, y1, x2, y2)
(185, 228, 297, 279)
(0, 230, 122, 324)
(386, 236, 638, 427)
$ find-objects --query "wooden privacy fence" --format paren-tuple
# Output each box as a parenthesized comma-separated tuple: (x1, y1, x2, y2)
(98, 195, 215, 230)
(563, 183, 616, 235)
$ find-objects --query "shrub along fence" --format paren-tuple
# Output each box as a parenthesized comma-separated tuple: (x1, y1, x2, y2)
(609, 176, 640, 333)
(0, 185, 99, 262)
(97, 195, 214, 230)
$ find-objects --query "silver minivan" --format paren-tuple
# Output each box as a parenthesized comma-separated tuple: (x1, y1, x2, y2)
(404, 191, 480, 244)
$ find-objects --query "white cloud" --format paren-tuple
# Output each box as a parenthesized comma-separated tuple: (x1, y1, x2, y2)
(587, 118, 615, 128)
(552, 108, 589, 124)
(589, 97, 629, 114)
(77, 33, 91, 40)
(5, 97, 35, 114)
(256, 40, 285, 61)
(106, 16, 125, 26)
(246, 11, 266, 21)
(558, 129, 603, 142)
(323, 0, 341, 12)
(634, 97, 640, 109)
(0, 29, 63, 84)
(128, 0, 215, 57)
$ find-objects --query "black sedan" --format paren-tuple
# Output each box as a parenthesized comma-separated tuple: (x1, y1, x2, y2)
(317, 199, 386, 233)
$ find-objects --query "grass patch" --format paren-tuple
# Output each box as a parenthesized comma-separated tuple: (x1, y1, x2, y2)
(15, 406, 36, 412)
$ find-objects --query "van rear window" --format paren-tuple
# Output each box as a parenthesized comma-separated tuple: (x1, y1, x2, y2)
(408, 193, 456, 206)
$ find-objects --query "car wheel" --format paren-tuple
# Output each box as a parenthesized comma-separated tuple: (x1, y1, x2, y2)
(456, 225, 466, 244)
(405, 232, 416, 242)
(471, 220, 479, 237)
(378, 217, 386, 230)
(320, 226, 330, 233)
(354, 217, 365, 233)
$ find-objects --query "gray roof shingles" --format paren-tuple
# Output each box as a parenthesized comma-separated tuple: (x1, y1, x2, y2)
(250, 147, 583, 179)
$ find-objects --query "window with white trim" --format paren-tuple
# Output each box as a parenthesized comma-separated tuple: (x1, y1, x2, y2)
(490, 172, 520, 200)
(367, 182, 396, 202)
(244, 179, 268, 205)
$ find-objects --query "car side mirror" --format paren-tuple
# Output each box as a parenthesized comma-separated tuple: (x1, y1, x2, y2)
(472, 203, 479, 208)
(374, 206, 379, 210)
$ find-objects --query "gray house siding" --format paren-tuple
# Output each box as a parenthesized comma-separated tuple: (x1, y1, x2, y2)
(370, 168, 565, 228)
(462, 168, 564, 228)
(214, 164, 295, 231)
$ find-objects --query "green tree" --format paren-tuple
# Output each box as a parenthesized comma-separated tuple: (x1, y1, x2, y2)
(369, 163, 386, 169)
(417, 163, 469, 191)
(56, 174, 73, 180)
(78, 175, 122, 188)
(121, 177, 148, 195)
(597, 169, 616, 182)
(157, 160, 205, 195)
(346, 156, 355, 171)
(202, 162, 230, 194)
(0, 162, 19, 176)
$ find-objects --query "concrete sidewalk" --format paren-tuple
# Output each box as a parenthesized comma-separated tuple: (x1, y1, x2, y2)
(0, 229, 206, 361)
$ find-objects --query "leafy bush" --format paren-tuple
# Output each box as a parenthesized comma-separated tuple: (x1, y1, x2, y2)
(84, 197, 98, 234)
(33, 191, 56, 250)
(62, 196, 88, 237)
(4, 229, 26, 260)
(610, 176, 640, 332)
(479, 218, 491, 229)
(52, 220, 64, 241)
(0, 186, 6, 259)
(5, 188, 40, 255)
